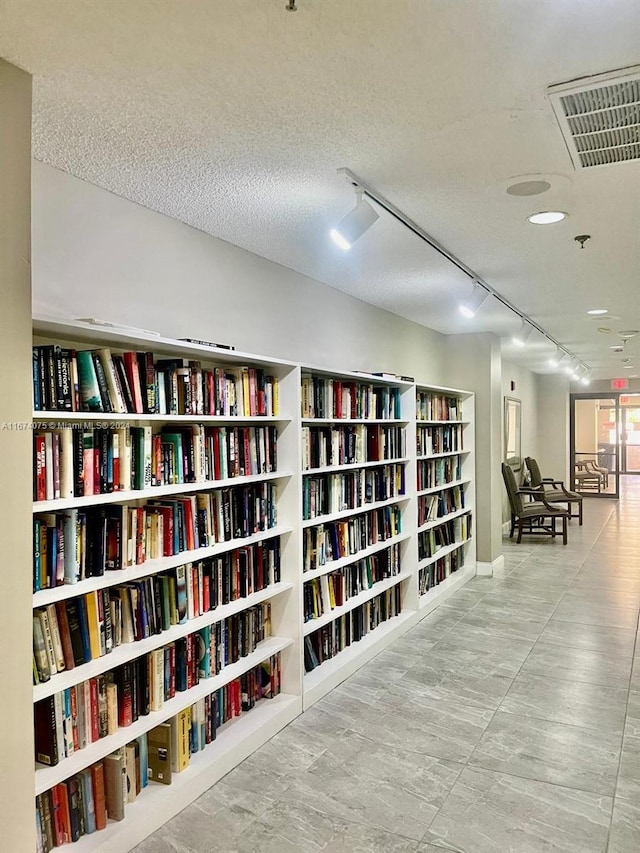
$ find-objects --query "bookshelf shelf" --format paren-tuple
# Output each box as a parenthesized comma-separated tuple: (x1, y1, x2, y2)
(301, 418, 408, 425)
(35, 635, 295, 794)
(33, 525, 292, 608)
(303, 532, 411, 582)
(417, 536, 474, 570)
(302, 457, 409, 475)
(303, 571, 412, 636)
(417, 506, 471, 534)
(416, 419, 468, 425)
(301, 494, 409, 528)
(416, 450, 470, 461)
(33, 412, 292, 425)
(34, 583, 294, 702)
(33, 470, 292, 513)
(417, 477, 470, 497)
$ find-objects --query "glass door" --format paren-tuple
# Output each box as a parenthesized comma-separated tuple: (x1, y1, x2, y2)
(620, 395, 640, 474)
(570, 394, 620, 498)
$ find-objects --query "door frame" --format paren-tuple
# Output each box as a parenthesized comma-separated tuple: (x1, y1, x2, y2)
(569, 392, 620, 499)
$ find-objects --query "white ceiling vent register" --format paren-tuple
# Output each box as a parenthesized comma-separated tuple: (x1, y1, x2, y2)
(548, 65, 640, 169)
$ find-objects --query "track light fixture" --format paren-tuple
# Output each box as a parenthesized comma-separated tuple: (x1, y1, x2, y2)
(331, 168, 590, 375)
(512, 321, 533, 347)
(330, 187, 379, 250)
(548, 346, 564, 367)
(459, 283, 490, 319)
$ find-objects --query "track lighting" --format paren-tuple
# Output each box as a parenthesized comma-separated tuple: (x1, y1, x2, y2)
(459, 284, 490, 319)
(548, 346, 564, 367)
(564, 357, 579, 376)
(330, 188, 379, 250)
(512, 321, 533, 347)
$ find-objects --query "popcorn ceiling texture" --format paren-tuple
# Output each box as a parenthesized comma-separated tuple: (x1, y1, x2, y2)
(1, 0, 639, 373)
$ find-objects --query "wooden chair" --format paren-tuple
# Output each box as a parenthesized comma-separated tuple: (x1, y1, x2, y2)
(524, 457, 583, 525)
(574, 460, 601, 493)
(584, 457, 609, 488)
(502, 463, 569, 545)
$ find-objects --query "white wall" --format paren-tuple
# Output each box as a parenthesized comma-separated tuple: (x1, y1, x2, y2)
(502, 359, 539, 468)
(536, 373, 571, 482)
(32, 163, 448, 383)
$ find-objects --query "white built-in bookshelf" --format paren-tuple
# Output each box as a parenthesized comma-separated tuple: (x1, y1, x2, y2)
(414, 384, 476, 616)
(29, 318, 476, 851)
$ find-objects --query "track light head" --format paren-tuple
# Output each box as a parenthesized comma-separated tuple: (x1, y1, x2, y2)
(330, 188, 379, 250)
(548, 346, 564, 368)
(512, 320, 532, 347)
(459, 284, 490, 319)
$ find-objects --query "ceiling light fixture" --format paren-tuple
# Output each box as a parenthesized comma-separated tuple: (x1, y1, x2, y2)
(564, 357, 579, 375)
(587, 309, 608, 315)
(331, 168, 588, 375)
(459, 283, 490, 319)
(512, 321, 533, 347)
(527, 211, 567, 225)
(330, 187, 379, 250)
(548, 346, 565, 367)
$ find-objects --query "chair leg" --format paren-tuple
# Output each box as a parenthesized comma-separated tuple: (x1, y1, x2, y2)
(510, 514, 515, 538)
(517, 518, 523, 544)
(562, 515, 567, 545)
(578, 500, 583, 526)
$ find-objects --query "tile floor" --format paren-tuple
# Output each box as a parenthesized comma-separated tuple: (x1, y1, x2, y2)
(134, 485, 640, 853)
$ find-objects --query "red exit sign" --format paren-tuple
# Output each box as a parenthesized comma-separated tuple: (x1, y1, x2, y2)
(612, 378, 629, 390)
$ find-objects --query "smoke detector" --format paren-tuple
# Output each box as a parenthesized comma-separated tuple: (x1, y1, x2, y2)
(548, 65, 640, 169)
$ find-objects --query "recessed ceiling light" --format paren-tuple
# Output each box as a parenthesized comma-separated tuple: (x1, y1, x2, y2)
(587, 309, 608, 315)
(619, 330, 639, 339)
(527, 211, 567, 225)
(623, 365, 634, 369)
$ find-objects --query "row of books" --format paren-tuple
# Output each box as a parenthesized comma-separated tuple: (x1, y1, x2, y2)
(34, 483, 278, 588)
(34, 604, 273, 766)
(302, 464, 406, 521)
(33, 424, 278, 501)
(33, 556, 274, 682)
(303, 544, 402, 621)
(418, 485, 465, 526)
(418, 513, 472, 560)
(301, 424, 406, 470)
(416, 424, 463, 456)
(33, 345, 279, 417)
(419, 545, 465, 596)
(302, 504, 402, 572)
(304, 585, 403, 672)
(417, 457, 462, 491)
(416, 392, 462, 422)
(301, 375, 402, 421)
(35, 655, 281, 851)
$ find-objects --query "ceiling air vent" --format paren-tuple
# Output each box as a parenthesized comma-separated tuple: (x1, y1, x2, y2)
(548, 66, 640, 169)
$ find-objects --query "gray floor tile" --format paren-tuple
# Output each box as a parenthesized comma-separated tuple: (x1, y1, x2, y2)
(357, 690, 494, 761)
(537, 619, 636, 656)
(410, 638, 530, 679)
(275, 735, 460, 841)
(618, 734, 640, 787)
(608, 796, 640, 853)
(425, 766, 612, 853)
(569, 573, 640, 592)
(627, 691, 640, 738)
(500, 671, 628, 733)
(561, 585, 640, 609)
(390, 663, 513, 711)
(520, 641, 633, 688)
(468, 710, 621, 795)
(552, 599, 639, 629)
(631, 657, 640, 691)
(430, 628, 534, 669)
(456, 609, 548, 642)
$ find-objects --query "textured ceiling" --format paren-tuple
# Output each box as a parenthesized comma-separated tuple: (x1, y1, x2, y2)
(1, 0, 639, 377)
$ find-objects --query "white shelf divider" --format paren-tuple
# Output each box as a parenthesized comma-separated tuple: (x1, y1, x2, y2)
(302, 532, 411, 582)
(302, 457, 409, 476)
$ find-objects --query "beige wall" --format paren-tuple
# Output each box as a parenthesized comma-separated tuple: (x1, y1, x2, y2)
(535, 373, 571, 482)
(32, 162, 448, 382)
(0, 59, 35, 852)
(575, 399, 599, 456)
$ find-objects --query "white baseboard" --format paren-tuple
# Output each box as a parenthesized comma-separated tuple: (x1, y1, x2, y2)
(502, 521, 511, 535)
(476, 555, 505, 577)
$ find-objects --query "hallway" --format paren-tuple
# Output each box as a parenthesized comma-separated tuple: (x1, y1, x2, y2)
(134, 488, 640, 853)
